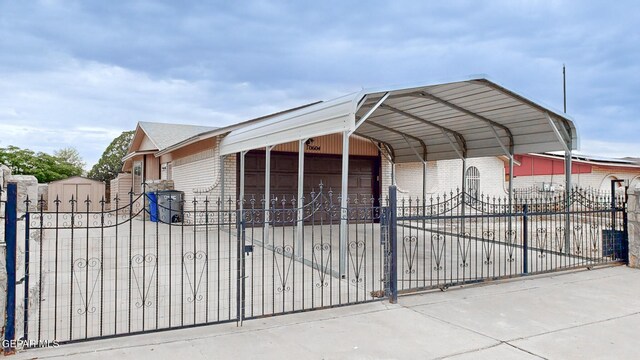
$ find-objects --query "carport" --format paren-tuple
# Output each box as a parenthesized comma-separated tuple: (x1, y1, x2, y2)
(218, 78, 579, 275)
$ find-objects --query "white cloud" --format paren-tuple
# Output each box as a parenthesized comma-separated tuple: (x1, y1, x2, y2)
(0, 58, 326, 167)
(578, 139, 640, 158)
(0, 0, 638, 168)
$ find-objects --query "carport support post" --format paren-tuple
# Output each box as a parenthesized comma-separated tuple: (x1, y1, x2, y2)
(508, 154, 514, 236)
(296, 140, 305, 257)
(564, 151, 572, 254)
(461, 157, 467, 217)
(388, 185, 398, 303)
(422, 161, 427, 212)
(237, 150, 247, 325)
(392, 163, 396, 185)
(508, 155, 514, 208)
(239, 151, 247, 211)
(220, 155, 226, 209)
(339, 131, 350, 277)
(264, 146, 273, 245)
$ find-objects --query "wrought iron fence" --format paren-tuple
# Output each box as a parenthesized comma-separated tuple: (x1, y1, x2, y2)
(240, 187, 386, 320)
(394, 187, 628, 293)
(20, 183, 387, 345)
(11, 181, 629, 347)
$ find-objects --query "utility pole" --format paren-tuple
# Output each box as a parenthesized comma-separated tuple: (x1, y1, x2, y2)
(563, 64, 567, 113)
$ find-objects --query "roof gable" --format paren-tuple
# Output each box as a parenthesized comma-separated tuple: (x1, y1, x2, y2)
(138, 122, 218, 151)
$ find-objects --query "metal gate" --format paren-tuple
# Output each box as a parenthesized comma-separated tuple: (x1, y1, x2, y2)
(393, 186, 628, 293)
(3, 181, 629, 349)
(8, 183, 386, 347)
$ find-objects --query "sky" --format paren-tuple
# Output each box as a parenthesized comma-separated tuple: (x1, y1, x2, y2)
(0, 0, 638, 169)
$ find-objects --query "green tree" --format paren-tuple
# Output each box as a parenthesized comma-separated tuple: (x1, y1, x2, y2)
(0, 145, 83, 183)
(88, 130, 135, 184)
(54, 146, 86, 171)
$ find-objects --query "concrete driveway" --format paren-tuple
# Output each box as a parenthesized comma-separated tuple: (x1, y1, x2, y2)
(13, 265, 640, 359)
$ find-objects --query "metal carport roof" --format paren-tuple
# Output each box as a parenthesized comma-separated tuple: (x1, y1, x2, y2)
(219, 78, 578, 162)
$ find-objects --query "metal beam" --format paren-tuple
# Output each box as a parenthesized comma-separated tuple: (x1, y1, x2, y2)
(402, 134, 426, 163)
(264, 145, 274, 245)
(296, 139, 307, 257)
(381, 104, 467, 156)
(441, 130, 465, 160)
(415, 91, 515, 153)
(355, 94, 369, 112)
(362, 137, 398, 189)
(461, 158, 467, 222)
(220, 154, 227, 209)
(564, 150, 572, 254)
(339, 131, 349, 276)
(546, 113, 571, 153)
(363, 120, 428, 159)
(351, 92, 390, 134)
(355, 132, 396, 161)
(508, 154, 514, 236)
(367, 138, 394, 163)
(239, 151, 247, 212)
(471, 78, 575, 150)
(237, 150, 247, 326)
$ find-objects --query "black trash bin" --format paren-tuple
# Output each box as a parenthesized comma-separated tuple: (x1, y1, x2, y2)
(156, 190, 184, 223)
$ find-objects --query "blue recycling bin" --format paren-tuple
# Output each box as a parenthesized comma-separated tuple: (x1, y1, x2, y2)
(147, 192, 158, 222)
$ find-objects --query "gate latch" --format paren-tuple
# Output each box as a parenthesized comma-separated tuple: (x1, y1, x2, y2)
(244, 245, 254, 255)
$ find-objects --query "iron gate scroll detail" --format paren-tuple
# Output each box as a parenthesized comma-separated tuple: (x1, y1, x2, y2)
(395, 187, 628, 293)
(20, 186, 240, 345)
(12, 180, 627, 347)
(17, 183, 389, 346)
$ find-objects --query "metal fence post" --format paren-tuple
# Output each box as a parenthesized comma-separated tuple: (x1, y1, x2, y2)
(4, 182, 17, 352)
(23, 209, 30, 342)
(522, 204, 529, 275)
(236, 209, 244, 326)
(388, 185, 398, 303)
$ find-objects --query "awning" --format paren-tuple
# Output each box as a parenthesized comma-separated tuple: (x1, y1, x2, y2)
(219, 78, 578, 162)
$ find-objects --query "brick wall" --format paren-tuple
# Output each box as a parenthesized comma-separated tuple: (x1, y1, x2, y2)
(388, 156, 508, 200)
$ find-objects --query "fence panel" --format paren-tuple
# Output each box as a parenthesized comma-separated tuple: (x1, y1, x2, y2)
(395, 188, 628, 293)
(24, 189, 239, 344)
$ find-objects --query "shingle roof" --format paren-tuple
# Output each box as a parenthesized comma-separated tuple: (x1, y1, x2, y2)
(138, 121, 218, 151)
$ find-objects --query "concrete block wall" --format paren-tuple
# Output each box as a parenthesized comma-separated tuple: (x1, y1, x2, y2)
(37, 184, 48, 210)
(8, 175, 38, 212)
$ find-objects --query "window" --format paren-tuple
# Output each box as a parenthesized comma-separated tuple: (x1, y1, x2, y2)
(133, 160, 143, 194)
(465, 166, 480, 200)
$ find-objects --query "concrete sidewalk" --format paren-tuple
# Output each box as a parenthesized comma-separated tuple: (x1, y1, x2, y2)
(13, 265, 640, 359)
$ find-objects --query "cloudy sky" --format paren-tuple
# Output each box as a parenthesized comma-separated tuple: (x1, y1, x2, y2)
(1, 0, 638, 168)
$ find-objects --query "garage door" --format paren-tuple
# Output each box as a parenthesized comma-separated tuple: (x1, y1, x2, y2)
(238, 150, 380, 206)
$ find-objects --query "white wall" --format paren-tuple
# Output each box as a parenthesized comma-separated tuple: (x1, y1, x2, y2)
(389, 156, 508, 200)
(511, 167, 640, 194)
(171, 136, 236, 210)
